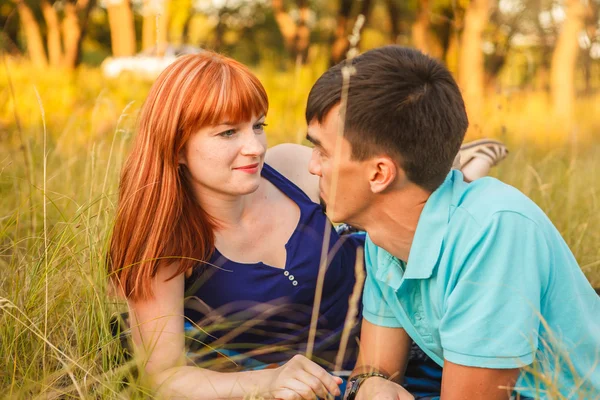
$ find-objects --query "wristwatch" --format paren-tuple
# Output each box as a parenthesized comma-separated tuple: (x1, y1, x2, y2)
(343, 372, 389, 400)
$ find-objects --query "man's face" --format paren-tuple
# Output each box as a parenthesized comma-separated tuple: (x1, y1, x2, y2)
(306, 104, 373, 224)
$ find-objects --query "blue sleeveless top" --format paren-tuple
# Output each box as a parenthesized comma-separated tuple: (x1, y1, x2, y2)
(184, 163, 364, 370)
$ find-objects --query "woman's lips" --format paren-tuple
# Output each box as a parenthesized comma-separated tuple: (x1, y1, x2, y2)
(233, 163, 260, 174)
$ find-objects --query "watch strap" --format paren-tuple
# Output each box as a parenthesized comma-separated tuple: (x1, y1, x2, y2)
(344, 372, 389, 400)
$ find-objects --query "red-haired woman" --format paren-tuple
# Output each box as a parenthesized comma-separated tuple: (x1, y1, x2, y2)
(108, 51, 506, 399)
(108, 51, 354, 399)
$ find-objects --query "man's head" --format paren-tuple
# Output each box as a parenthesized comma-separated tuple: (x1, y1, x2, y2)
(305, 45, 468, 223)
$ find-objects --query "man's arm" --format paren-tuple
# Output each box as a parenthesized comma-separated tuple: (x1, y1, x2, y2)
(349, 320, 415, 400)
(441, 361, 520, 400)
(351, 320, 411, 380)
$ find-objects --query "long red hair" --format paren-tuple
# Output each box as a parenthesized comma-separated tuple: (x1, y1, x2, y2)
(108, 52, 269, 301)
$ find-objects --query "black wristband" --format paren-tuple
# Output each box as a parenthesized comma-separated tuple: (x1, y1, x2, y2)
(344, 372, 389, 400)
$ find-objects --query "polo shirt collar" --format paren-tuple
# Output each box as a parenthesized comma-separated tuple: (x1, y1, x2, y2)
(403, 170, 462, 280)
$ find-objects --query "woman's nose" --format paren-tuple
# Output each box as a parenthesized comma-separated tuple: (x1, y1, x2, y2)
(240, 130, 265, 156)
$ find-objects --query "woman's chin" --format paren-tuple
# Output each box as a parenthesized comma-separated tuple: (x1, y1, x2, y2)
(233, 181, 261, 196)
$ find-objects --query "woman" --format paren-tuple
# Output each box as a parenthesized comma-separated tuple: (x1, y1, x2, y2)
(108, 51, 506, 399)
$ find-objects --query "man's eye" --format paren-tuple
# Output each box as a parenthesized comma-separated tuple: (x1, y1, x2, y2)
(219, 129, 236, 137)
(253, 122, 268, 131)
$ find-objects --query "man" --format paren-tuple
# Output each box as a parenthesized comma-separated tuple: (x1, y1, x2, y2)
(305, 45, 600, 399)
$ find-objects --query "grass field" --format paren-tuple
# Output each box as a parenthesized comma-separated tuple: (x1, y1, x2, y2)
(1, 59, 599, 398)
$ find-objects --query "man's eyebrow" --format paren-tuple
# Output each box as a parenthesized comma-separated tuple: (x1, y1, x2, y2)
(305, 133, 322, 147)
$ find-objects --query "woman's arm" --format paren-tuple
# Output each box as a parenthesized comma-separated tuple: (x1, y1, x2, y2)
(265, 144, 320, 203)
(129, 262, 341, 399)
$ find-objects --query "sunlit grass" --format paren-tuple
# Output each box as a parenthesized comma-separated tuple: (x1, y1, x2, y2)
(1, 58, 599, 397)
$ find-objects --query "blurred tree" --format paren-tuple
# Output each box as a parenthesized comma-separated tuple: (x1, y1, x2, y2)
(141, 0, 169, 54)
(168, 0, 193, 45)
(64, 0, 95, 68)
(409, 1, 461, 67)
(330, 0, 373, 65)
(0, 2, 21, 55)
(581, 0, 599, 94)
(385, 0, 401, 44)
(551, 0, 593, 125)
(12, 0, 46, 66)
(459, 0, 489, 128)
(272, 0, 311, 63)
(106, 0, 135, 56)
(38, 0, 95, 69)
(412, 0, 435, 54)
(550, 0, 578, 122)
(40, 0, 61, 65)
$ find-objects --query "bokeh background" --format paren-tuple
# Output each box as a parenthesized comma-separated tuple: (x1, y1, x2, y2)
(1, 0, 599, 398)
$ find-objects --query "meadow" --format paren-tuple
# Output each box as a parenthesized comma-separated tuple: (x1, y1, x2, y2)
(0, 58, 599, 398)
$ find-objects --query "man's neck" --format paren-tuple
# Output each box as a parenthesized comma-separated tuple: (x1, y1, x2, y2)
(358, 184, 430, 263)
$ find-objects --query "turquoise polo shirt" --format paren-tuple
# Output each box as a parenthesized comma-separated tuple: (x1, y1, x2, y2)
(363, 170, 600, 398)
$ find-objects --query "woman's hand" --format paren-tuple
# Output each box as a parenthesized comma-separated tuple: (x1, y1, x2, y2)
(355, 376, 415, 400)
(267, 354, 343, 400)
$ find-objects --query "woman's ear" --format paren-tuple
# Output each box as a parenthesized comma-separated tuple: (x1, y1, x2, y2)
(368, 156, 402, 193)
(178, 149, 187, 166)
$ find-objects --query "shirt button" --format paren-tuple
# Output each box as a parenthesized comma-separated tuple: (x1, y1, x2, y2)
(284, 271, 289, 276)
(292, 281, 298, 286)
(289, 275, 295, 280)
(415, 313, 423, 321)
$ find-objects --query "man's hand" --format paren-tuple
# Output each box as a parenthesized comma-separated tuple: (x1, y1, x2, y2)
(267, 354, 342, 400)
(355, 376, 415, 400)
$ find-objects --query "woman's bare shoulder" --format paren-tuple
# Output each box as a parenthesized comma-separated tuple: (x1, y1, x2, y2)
(265, 143, 319, 203)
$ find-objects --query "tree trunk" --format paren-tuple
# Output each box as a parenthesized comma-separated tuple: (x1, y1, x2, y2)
(272, 0, 311, 64)
(107, 0, 136, 57)
(182, 11, 196, 44)
(72, 0, 96, 68)
(272, 0, 297, 51)
(433, 7, 456, 63)
(143, 0, 171, 54)
(330, 0, 352, 65)
(293, 0, 310, 63)
(329, 0, 372, 65)
(411, 0, 430, 54)
(14, 0, 47, 67)
(40, 0, 62, 67)
(386, 0, 400, 44)
(445, 31, 460, 74)
(212, 8, 226, 52)
(142, 0, 156, 51)
(0, 7, 21, 55)
(61, 1, 82, 69)
(550, 0, 586, 125)
(156, 0, 169, 56)
(458, 0, 488, 128)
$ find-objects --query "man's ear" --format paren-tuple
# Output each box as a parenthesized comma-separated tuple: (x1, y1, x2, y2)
(368, 156, 404, 193)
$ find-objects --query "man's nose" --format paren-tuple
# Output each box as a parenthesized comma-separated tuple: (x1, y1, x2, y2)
(308, 149, 321, 176)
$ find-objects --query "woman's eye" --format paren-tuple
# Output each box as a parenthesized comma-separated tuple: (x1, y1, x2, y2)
(253, 122, 268, 131)
(219, 129, 236, 138)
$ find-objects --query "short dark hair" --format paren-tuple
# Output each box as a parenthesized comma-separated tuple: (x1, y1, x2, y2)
(306, 45, 468, 192)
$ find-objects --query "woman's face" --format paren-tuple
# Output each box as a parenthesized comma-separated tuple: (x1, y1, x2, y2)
(180, 114, 268, 197)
